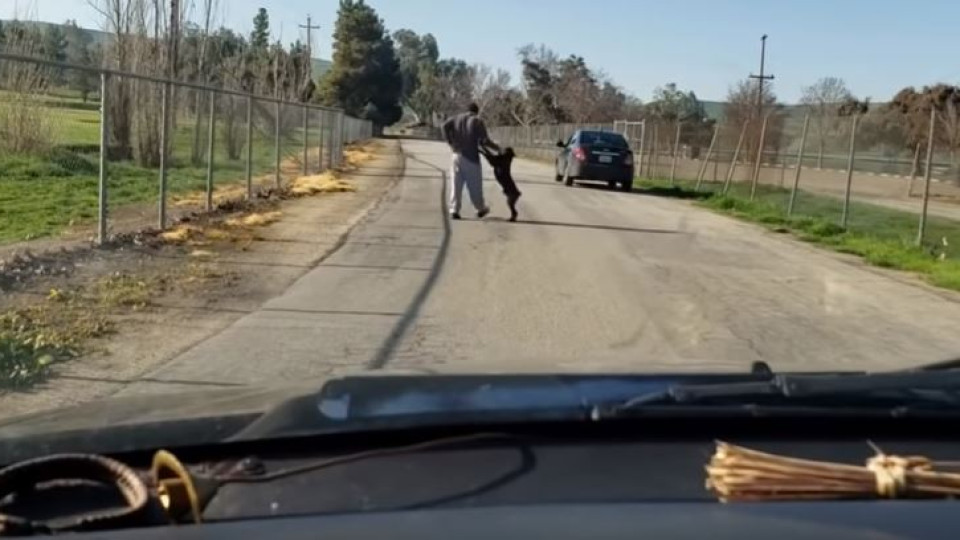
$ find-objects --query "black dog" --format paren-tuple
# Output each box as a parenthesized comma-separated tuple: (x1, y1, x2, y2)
(480, 146, 522, 222)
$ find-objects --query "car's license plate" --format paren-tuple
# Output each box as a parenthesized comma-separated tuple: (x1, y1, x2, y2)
(599, 155, 613, 164)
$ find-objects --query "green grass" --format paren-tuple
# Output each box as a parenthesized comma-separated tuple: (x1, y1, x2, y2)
(635, 177, 960, 292)
(56, 108, 102, 146)
(0, 89, 343, 243)
(0, 121, 311, 242)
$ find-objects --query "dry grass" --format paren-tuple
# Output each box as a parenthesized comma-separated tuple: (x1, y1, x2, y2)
(171, 184, 250, 208)
(291, 172, 356, 196)
(224, 211, 283, 228)
(159, 224, 204, 244)
(343, 143, 378, 169)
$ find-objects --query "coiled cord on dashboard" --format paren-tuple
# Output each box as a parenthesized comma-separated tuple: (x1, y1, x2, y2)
(0, 453, 153, 535)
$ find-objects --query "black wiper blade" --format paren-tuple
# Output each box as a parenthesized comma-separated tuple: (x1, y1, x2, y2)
(594, 371, 960, 419)
(903, 357, 960, 372)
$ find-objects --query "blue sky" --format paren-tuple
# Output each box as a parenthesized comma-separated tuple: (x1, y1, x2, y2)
(4, 0, 958, 103)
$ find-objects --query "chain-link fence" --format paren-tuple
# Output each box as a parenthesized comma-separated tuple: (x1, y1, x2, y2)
(490, 108, 960, 251)
(0, 52, 373, 247)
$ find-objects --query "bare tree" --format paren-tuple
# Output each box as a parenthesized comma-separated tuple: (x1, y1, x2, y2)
(471, 63, 512, 122)
(190, 0, 217, 164)
(725, 78, 783, 164)
(89, 0, 136, 160)
(0, 23, 53, 154)
(799, 77, 853, 168)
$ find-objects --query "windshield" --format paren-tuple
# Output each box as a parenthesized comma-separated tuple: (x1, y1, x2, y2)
(3, 0, 960, 442)
(579, 131, 629, 148)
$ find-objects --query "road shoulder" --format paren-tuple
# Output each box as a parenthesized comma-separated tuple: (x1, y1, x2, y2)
(0, 139, 405, 417)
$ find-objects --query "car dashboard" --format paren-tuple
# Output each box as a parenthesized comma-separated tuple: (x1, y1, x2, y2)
(4, 414, 958, 539)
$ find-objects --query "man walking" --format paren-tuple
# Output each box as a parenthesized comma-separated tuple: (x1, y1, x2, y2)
(441, 103, 500, 220)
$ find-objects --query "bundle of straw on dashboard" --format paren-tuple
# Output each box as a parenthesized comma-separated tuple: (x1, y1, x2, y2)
(706, 441, 960, 502)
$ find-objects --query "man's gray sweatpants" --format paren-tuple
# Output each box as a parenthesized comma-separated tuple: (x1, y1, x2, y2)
(449, 153, 485, 214)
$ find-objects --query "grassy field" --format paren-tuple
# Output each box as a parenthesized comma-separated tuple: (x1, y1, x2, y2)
(0, 102, 319, 243)
(636, 177, 960, 292)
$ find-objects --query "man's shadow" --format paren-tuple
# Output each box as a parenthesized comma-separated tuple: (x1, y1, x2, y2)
(484, 217, 679, 235)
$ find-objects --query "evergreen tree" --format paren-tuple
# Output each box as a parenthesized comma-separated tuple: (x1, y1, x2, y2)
(251, 8, 270, 50)
(320, 0, 402, 127)
(64, 21, 96, 101)
(42, 24, 68, 85)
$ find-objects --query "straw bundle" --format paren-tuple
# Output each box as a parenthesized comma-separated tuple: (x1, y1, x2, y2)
(706, 441, 960, 502)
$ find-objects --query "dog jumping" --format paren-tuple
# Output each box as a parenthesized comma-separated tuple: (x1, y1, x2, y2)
(480, 146, 522, 222)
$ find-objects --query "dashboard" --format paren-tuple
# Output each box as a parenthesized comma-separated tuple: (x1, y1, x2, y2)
(23, 421, 960, 539)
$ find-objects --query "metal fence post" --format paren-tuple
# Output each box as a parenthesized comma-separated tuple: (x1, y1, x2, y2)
(695, 124, 720, 192)
(724, 122, 747, 194)
(670, 122, 681, 185)
(317, 109, 324, 171)
(158, 82, 170, 230)
(651, 123, 660, 179)
(97, 72, 109, 245)
(787, 114, 810, 217)
(917, 108, 937, 246)
(840, 114, 861, 229)
(326, 111, 334, 170)
(637, 121, 646, 178)
(245, 96, 253, 200)
(906, 142, 921, 198)
(337, 112, 345, 167)
(274, 101, 281, 188)
(749, 114, 770, 201)
(205, 92, 216, 211)
(302, 104, 309, 175)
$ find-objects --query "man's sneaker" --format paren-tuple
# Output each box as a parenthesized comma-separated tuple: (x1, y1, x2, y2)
(477, 207, 490, 219)
(451, 212, 462, 220)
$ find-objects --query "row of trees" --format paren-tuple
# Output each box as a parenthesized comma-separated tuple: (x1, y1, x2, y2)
(0, 20, 99, 100)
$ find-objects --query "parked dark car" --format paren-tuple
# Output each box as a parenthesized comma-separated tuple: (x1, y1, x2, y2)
(555, 130, 635, 191)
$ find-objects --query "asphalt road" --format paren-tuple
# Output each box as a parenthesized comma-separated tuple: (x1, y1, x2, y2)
(121, 138, 960, 393)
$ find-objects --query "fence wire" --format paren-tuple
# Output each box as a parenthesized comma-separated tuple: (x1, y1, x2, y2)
(490, 109, 960, 254)
(0, 53, 373, 247)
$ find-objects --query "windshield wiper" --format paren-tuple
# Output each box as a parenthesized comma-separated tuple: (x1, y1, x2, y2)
(594, 371, 960, 419)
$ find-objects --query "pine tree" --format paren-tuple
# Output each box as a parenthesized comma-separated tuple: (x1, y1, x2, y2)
(42, 24, 68, 85)
(64, 21, 95, 101)
(251, 8, 270, 50)
(320, 0, 402, 127)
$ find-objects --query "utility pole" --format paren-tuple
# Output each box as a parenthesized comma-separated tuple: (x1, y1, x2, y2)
(299, 15, 321, 83)
(749, 35, 774, 120)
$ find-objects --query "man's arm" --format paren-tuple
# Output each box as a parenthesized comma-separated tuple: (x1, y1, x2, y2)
(441, 118, 455, 147)
(476, 119, 501, 153)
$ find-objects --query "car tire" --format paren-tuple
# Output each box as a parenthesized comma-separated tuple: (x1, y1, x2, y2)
(620, 180, 633, 192)
(607, 181, 617, 190)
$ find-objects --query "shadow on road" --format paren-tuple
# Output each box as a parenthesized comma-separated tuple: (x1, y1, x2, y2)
(58, 374, 247, 388)
(366, 153, 451, 370)
(487, 217, 680, 235)
(573, 182, 711, 200)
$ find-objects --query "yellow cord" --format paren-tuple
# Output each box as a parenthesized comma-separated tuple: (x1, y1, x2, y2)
(151, 450, 205, 524)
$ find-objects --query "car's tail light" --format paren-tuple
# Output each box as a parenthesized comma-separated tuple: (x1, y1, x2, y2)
(624, 153, 634, 166)
(573, 147, 587, 162)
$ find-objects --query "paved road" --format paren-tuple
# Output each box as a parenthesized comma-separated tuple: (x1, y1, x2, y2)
(122, 138, 960, 393)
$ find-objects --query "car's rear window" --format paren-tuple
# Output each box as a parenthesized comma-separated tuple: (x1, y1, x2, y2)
(579, 131, 629, 148)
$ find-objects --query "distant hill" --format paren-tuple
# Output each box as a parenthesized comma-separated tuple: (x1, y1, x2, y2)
(3, 20, 332, 82)
(1, 19, 111, 46)
(311, 58, 333, 80)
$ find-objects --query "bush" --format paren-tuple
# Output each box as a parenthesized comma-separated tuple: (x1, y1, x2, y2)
(0, 336, 56, 389)
(48, 148, 98, 175)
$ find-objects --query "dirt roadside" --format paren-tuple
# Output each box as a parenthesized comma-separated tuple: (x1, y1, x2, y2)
(0, 138, 404, 418)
